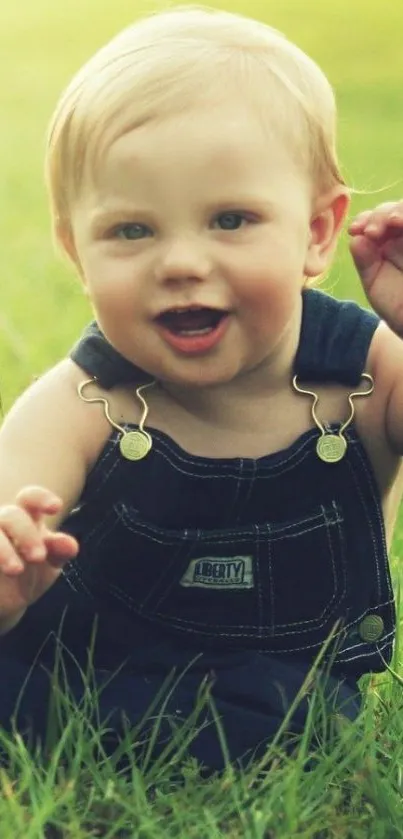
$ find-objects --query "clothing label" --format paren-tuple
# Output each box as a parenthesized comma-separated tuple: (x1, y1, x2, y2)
(180, 556, 254, 589)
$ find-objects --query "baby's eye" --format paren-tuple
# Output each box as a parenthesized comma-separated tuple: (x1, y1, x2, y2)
(112, 223, 152, 240)
(215, 212, 249, 231)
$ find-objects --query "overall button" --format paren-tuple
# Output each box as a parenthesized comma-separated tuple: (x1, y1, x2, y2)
(358, 615, 384, 642)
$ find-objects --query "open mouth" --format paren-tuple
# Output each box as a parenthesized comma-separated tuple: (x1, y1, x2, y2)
(155, 306, 231, 355)
(155, 306, 228, 335)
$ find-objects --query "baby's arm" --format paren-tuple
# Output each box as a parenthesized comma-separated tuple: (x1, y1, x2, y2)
(0, 359, 110, 633)
(349, 201, 403, 453)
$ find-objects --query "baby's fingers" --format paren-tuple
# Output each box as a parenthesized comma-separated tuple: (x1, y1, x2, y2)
(16, 486, 78, 562)
(348, 209, 373, 235)
(0, 531, 26, 574)
(44, 531, 79, 568)
(0, 516, 78, 577)
(15, 485, 63, 521)
(0, 506, 46, 574)
(349, 201, 403, 241)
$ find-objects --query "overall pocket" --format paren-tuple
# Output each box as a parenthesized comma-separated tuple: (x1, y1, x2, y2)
(73, 500, 347, 648)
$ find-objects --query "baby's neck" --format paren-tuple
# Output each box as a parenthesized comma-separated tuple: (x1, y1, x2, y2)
(160, 318, 300, 431)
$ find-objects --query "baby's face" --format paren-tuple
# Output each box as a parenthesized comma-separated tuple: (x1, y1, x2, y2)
(68, 99, 320, 388)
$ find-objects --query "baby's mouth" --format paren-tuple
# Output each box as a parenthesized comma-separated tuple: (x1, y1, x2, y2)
(155, 307, 228, 335)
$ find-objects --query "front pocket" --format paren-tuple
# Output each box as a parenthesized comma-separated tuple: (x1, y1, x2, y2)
(76, 501, 347, 646)
(268, 500, 347, 633)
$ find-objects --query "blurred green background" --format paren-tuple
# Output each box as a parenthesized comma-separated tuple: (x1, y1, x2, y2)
(1, 0, 403, 409)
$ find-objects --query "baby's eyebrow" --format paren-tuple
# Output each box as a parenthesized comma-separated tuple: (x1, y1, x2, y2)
(88, 205, 149, 224)
(206, 197, 276, 213)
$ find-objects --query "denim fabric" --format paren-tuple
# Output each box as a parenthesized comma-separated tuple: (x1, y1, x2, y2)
(0, 289, 394, 766)
(0, 651, 361, 769)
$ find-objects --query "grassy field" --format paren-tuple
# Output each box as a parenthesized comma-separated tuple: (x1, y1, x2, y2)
(1, 0, 403, 835)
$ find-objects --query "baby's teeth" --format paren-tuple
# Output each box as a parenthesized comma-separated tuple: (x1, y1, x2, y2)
(178, 327, 212, 335)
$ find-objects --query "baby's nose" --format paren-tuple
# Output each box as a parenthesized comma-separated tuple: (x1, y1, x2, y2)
(155, 237, 212, 285)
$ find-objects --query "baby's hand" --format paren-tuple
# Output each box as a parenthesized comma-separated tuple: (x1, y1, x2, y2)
(349, 200, 403, 336)
(0, 486, 78, 624)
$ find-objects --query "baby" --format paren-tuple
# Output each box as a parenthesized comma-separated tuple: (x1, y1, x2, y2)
(1, 6, 403, 769)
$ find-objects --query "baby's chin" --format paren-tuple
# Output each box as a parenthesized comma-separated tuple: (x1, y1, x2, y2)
(108, 340, 250, 390)
(156, 363, 248, 391)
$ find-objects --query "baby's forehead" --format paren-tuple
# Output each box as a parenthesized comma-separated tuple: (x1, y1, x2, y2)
(90, 94, 310, 185)
(107, 99, 286, 151)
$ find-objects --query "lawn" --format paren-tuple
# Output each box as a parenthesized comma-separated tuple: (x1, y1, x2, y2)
(1, 0, 403, 835)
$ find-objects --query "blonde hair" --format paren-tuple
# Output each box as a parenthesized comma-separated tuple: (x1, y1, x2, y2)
(46, 5, 345, 229)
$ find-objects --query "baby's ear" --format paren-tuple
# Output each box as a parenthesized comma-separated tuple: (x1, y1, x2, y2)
(304, 188, 350, 278)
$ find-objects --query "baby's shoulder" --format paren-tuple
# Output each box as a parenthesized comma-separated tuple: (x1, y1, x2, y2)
(350, 322, 403, 508)
(3, 358, 114, 473)
(363, 321, 403, 455)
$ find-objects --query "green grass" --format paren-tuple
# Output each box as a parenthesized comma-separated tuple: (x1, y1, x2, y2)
(2, 647, 403, 838)
(1, 0, 403, 834)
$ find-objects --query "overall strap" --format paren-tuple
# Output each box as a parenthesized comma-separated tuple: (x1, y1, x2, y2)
(294, 288, 379, 386)
(70, 322, 151, 389)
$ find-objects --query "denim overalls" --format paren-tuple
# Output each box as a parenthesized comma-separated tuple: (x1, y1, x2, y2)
(0, 289, 396, 768)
